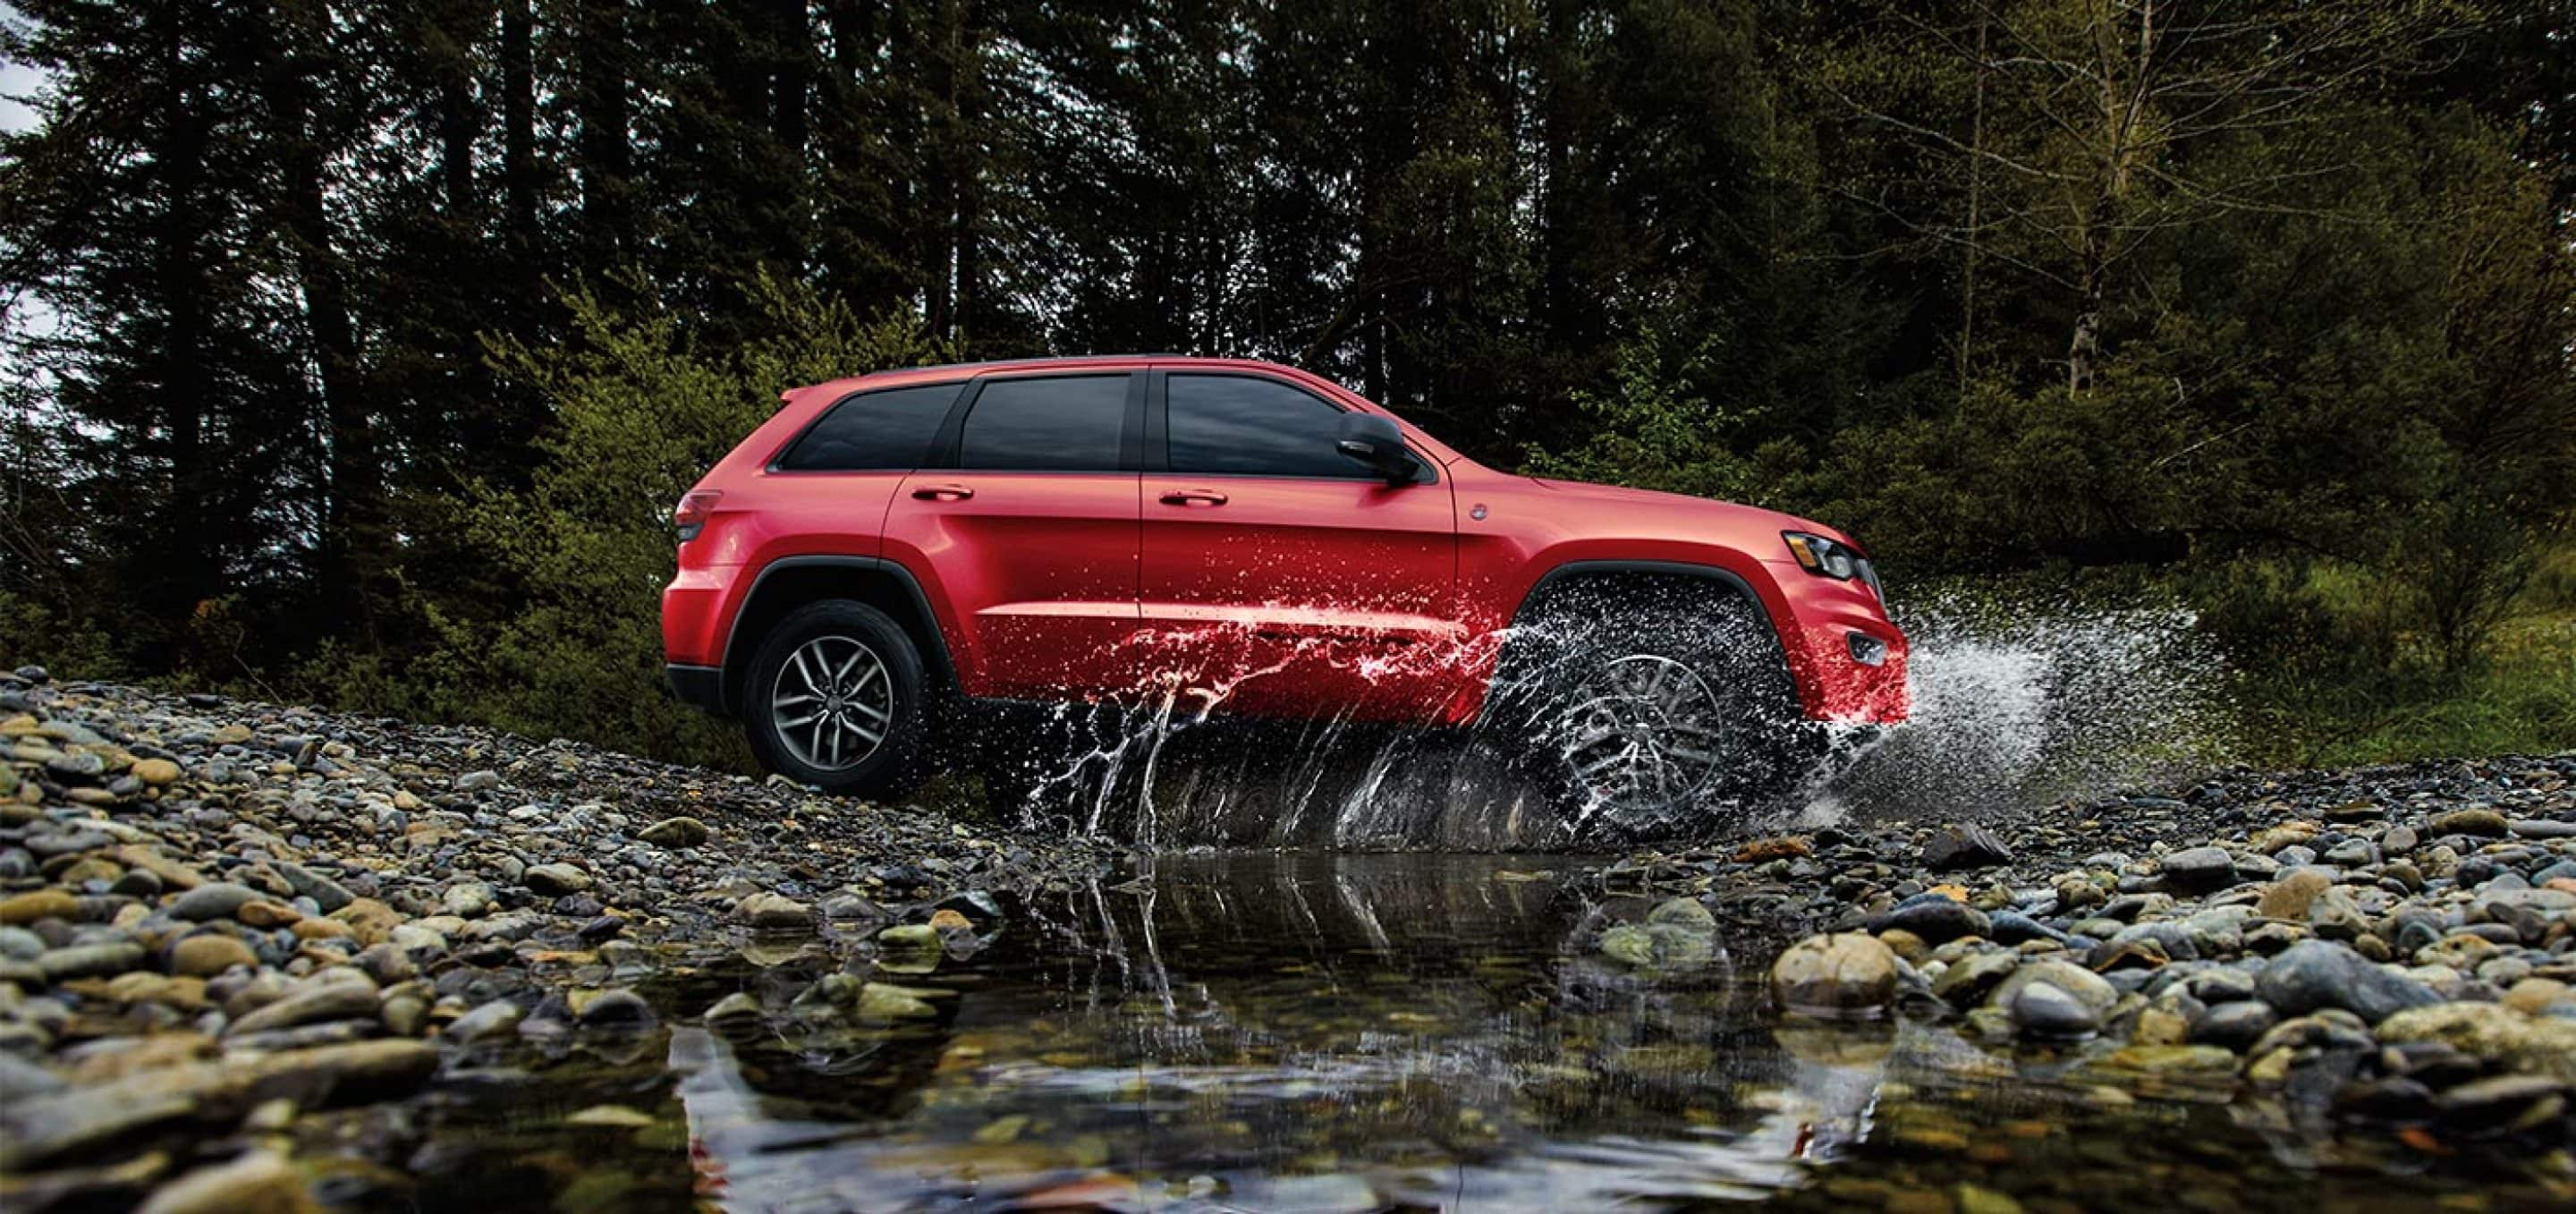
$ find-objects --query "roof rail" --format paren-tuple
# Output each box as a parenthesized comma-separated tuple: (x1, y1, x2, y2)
(871, 352, 1195, 375)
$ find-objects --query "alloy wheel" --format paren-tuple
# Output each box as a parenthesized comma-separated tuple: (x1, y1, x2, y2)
(769, 633, 894, 772)
(1555, 654, 1733, 814)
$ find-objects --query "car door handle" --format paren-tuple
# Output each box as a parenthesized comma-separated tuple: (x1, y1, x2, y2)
(1158, 488, 1228, 506)
(911, 484, 974, 501)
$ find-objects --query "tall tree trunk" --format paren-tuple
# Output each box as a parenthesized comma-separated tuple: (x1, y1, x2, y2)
(575, 0, 632, 268)
(264, 1, 380, 640)
(769, 0, 811, 271)
(501, 0, 537, 253)
(155, 15, 216, 638)
(1960, 5, 1987, 389)
(434, 2, 481, 217)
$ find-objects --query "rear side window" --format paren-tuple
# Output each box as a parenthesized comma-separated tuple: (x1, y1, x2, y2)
(1166, 374, 1370, 479)
(775, 382, 962, 471)
(959, 375, 1129, 471)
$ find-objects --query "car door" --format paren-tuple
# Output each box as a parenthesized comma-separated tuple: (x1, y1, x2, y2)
(1137, 369, 1460, 719)
(882, 371, 1145, 700)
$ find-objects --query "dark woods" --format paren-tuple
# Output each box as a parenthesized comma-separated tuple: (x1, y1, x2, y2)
(3, 1, 2572, 767)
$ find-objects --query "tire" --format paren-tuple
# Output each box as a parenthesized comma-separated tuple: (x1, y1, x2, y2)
(1487, 579, 1818, 836)
(741, 599, 927, 798)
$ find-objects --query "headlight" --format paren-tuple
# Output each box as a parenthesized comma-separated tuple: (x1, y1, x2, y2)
(1784, 531, 1882, 601)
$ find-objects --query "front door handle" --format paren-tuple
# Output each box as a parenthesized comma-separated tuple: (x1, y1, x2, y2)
(911, 484, 974, 501)
(1158, 488, 1229, 506)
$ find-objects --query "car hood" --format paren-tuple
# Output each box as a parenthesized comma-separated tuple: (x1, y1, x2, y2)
(1522, 476, 1853, 549)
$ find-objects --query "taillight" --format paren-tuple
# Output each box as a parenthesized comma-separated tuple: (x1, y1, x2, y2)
(674, 489, 722, 542)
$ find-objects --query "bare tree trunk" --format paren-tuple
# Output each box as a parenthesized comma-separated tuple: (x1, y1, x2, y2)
(501, 0, 537, 256)
(265, 1, 380, 638)
(575, 0, 632, 267)
(1960, 6, 1987, 388)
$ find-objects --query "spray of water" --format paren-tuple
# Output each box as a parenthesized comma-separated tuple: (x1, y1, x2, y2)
(962, 585, 2234, 848)
(1803, 590, 2234, 824)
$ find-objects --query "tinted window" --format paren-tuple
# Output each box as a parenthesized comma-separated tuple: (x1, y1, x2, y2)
(959, 375, 1129, 471)
(1167, 374, 1371, 479)
(775, 382, 962, 471)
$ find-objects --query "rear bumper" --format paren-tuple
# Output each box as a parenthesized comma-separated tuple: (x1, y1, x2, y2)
(665, 664, 729, 717)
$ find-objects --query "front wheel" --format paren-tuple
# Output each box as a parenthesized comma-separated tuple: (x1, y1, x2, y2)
(1489, 582, 1819, 836)
(741, 600, 927, 798)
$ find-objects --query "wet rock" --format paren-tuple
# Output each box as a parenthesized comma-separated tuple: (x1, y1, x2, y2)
(0, 889, 79, 925)
(855, 981, 945, 1022)
(445, 1000, 523, 1044)
(1985, 912, 2063, 946)
(168, 934, 258, 978)
(1921, 824, 2012, 871)
(171, 883, 261, 922)
(2008, 981, 2100, 1038)
(2428, 808, 2508, 837)
(40, 941, 146, 981)
(2334, 1075, 2437, 1123)
(226, 972, 378, 1037)
(1992, 960, 2118, 1021)
(2100, 1043, 2237, 1077)
(1599, 922, 1714, 971)
(523, 863, 591, 897)
(2376, 1002, 2576, 1082)
(2157, 846, 2237, 892)
(269, 860, 354, 913)
(0, 1040, 436, 1170)
(1646, 896, 1716, 930)
(877, 922, 941, 951)
(1770, 933, 1898, 1017)
(135, 1150, 319, 1214)
(703, 991, 761, 1024)
(2434, 1074, 2568, 1133)
(438, 882, 496, 919)
(2256, 869, 2332, 921)
(1880, 895, 1989, 945)
(572, 988, 654, 1029)
(637, 816, 710, 848)
(2257, 940, 2440, 1024)
(736, 892, 812, 930)
(2188, 999, 2278, 1051)
(1931, 951, 2018, 1006)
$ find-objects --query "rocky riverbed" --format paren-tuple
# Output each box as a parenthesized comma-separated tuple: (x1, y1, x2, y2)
(1581, 753, 2576, 1193)
(3, 666, 2572, 1210)
(0, 670, 1114, 1211)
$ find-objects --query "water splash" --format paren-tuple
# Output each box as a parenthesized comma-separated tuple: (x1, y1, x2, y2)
(960, 586, 2233, 848)
(1802, 590, 2233, 824)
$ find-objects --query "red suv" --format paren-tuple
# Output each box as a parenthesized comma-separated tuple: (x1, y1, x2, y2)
(662, 357, 1906, 820)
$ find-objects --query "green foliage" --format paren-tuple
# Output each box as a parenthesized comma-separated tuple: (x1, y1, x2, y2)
(340, 276, 949, 768)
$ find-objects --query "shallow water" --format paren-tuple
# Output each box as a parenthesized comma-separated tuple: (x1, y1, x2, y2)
(394, 853, 2563, 1213)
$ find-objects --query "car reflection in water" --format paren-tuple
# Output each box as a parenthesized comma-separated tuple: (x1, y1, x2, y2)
(662, 852, 1982, 1212)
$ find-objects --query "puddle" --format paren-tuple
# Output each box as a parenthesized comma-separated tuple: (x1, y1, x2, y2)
(387, 853, 2561, 1213)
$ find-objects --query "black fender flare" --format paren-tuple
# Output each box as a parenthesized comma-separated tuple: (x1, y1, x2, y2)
(719, 555, 957, 705)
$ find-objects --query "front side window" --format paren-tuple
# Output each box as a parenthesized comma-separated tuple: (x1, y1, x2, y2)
(775, 381, 963, 471)
(1166, 374, 1371, 479)
(958, 375, 1129, 471)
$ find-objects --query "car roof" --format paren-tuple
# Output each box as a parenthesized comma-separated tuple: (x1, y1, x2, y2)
(790, 355, 1332, 401)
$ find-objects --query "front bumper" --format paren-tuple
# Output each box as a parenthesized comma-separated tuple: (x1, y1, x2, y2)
(1761, 559, 1910, 723)
(665, 664, 729, 717)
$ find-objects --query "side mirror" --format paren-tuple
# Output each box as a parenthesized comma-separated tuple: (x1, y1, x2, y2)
(1335, 412, 1420, 484)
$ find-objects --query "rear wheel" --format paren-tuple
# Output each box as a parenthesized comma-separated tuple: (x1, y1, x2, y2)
(742, 600, 926, 798)
(1489, 580, 1818, 835)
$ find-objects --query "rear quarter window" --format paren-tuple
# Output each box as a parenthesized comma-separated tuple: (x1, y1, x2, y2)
(774, 382, 963, 471)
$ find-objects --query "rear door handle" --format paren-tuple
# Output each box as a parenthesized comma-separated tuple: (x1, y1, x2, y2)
(1158, 488, 1228, 506)
(911, 484, 974, 501)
